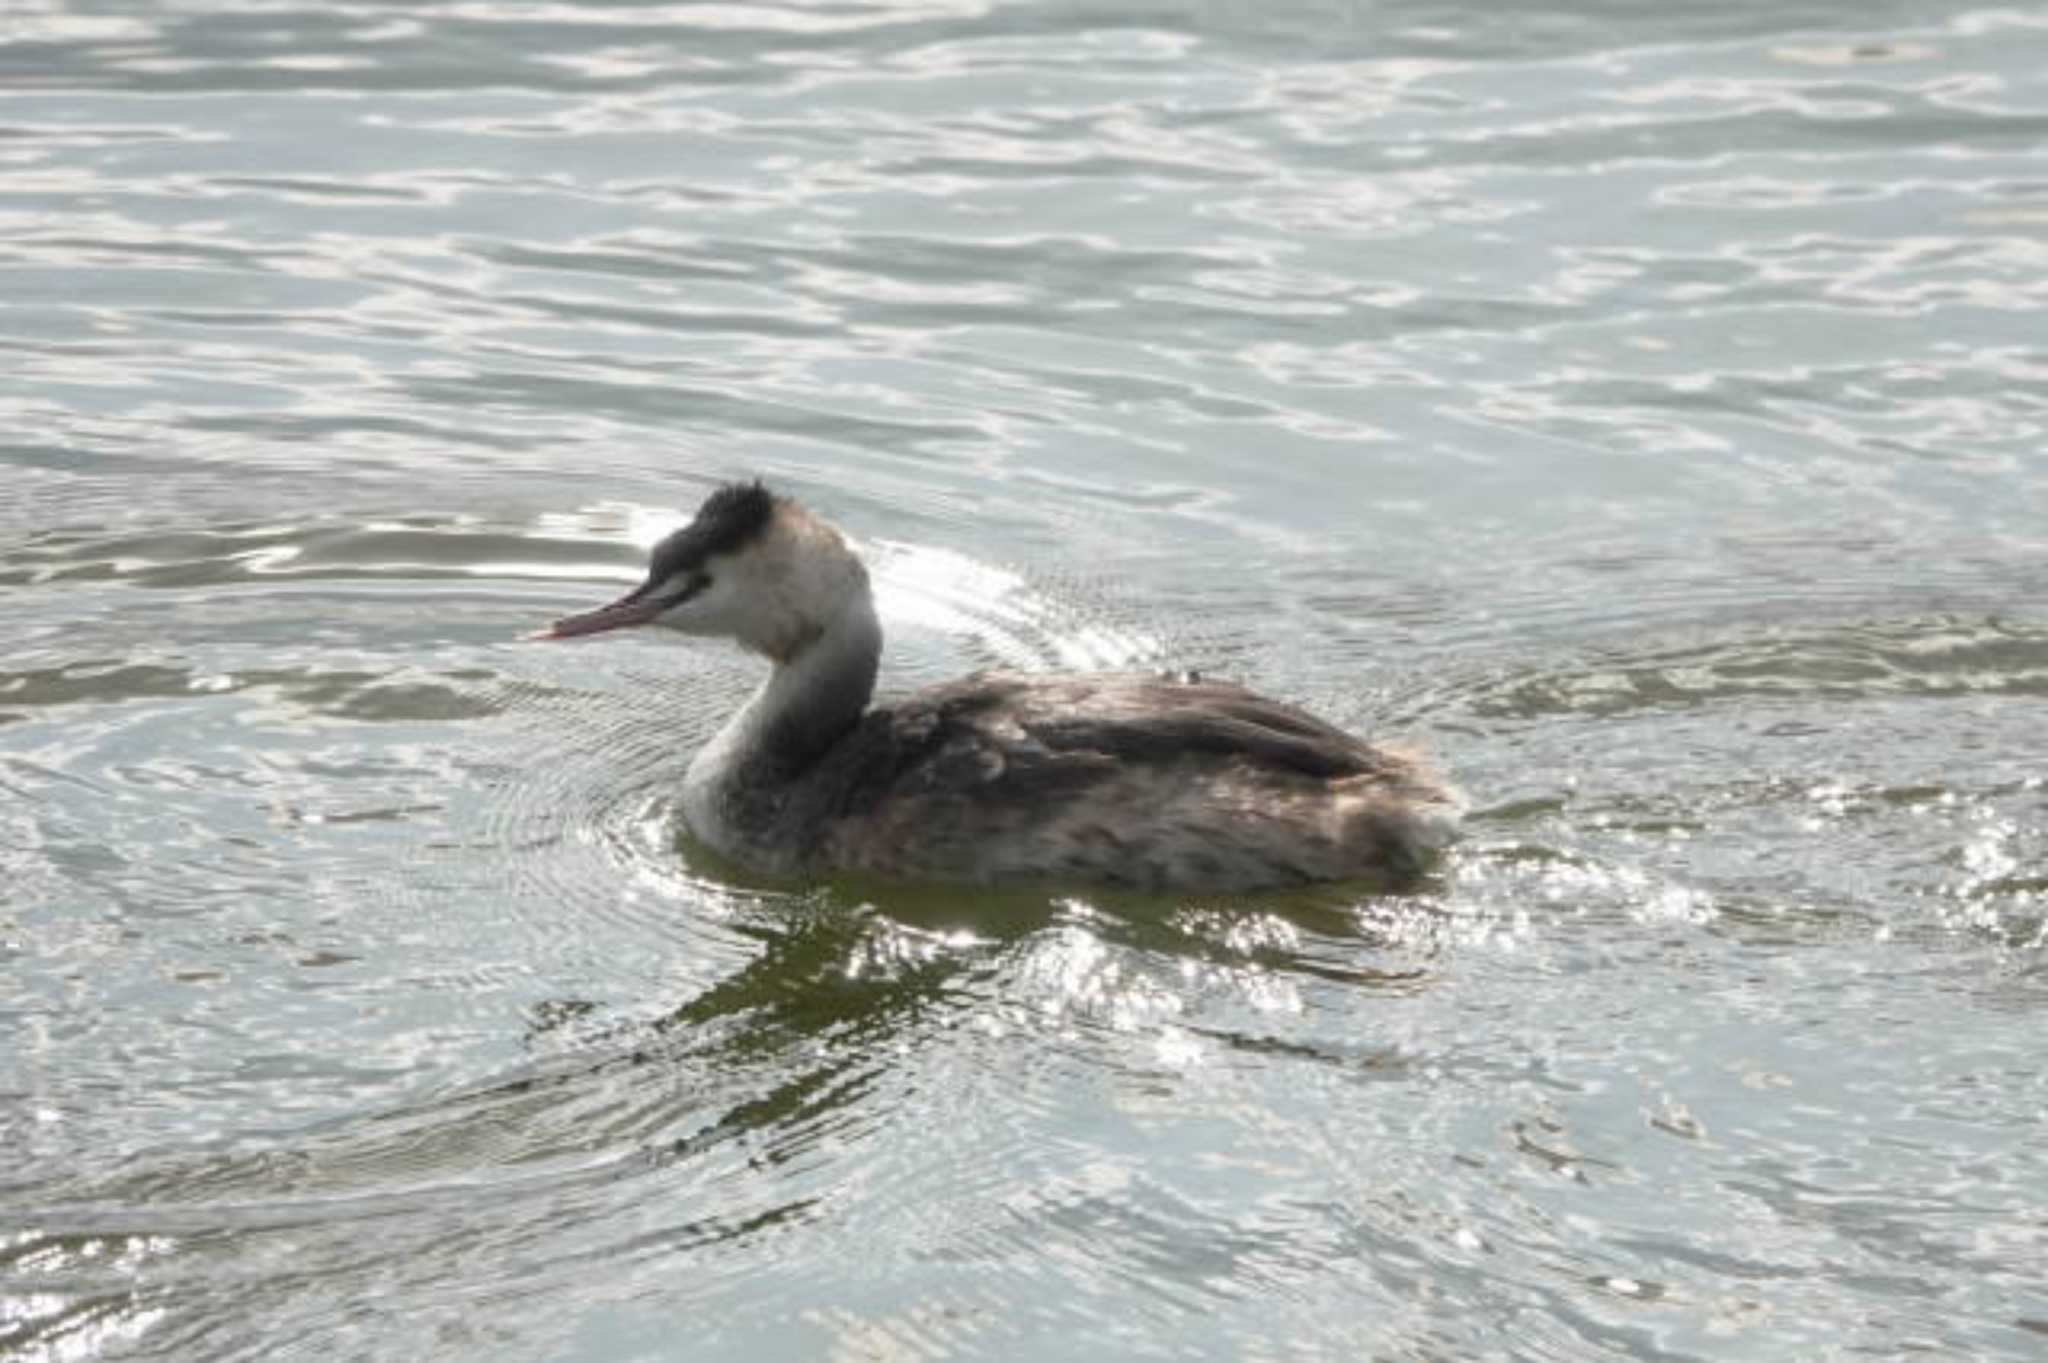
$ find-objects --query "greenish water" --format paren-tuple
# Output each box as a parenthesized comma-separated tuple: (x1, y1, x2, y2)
(4, 2, 2046, 1359)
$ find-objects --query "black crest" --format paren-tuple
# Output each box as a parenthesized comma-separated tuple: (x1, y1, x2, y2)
(646, 480, 777, 584)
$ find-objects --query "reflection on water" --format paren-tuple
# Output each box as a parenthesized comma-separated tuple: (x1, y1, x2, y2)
(5, 0, 2048, 1360)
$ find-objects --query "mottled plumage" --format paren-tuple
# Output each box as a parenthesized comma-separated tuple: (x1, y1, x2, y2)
(811, 672, 1459, 890)
(538, 483, 1463, 891)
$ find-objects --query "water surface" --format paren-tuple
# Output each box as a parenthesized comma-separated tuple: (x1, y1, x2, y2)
(4, 2, 2046, 1359)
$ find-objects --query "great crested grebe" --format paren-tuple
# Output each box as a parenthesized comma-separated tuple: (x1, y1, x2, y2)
(535, 482, 1463, 891)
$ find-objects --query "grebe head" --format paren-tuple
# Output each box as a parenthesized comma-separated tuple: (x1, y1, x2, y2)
(536, 481, 870, 661)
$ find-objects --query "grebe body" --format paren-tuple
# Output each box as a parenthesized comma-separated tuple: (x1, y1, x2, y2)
(537, 483, 1462, 891)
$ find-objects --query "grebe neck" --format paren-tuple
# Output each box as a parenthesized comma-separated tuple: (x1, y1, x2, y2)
(750, 596, 881, 777)
(684, 594, 881, 853)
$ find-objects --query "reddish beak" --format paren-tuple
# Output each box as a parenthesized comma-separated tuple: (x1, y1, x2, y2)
(528, 592, 665, 641)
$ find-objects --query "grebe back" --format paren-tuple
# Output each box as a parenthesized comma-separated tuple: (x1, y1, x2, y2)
(535, 482, 1463, 891)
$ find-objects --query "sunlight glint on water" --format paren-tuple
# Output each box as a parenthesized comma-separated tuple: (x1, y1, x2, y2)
(3, 1, 2047, 1360)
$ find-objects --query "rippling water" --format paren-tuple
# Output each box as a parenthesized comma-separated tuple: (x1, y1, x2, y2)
(5, 2, 2047, 1359)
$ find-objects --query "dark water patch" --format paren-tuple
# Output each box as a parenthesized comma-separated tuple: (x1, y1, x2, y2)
(0, 516, 633, 594)
(1460, 614, 2048, 722)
